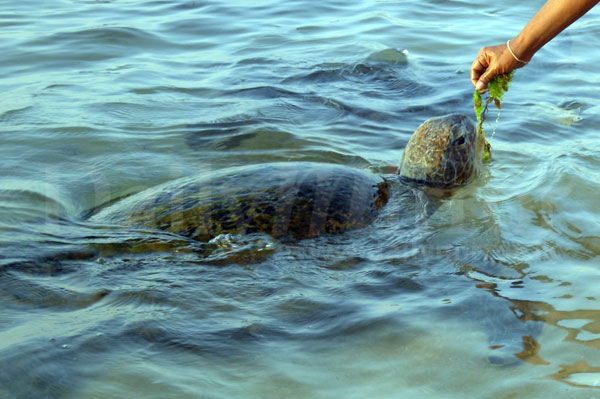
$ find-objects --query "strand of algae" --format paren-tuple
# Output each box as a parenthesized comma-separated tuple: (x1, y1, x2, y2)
(473, 72, 514, 161)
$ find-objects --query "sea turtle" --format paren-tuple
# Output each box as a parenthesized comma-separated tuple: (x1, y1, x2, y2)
(90, 113, 485, 241)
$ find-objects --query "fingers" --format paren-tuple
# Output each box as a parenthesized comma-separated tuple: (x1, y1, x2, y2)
(470, 43, 527, 92)
(470, 56, 487, 88)
(470, 47, 493, 91)
(475, 70, 494, 93)
(470, 44, 503, 92)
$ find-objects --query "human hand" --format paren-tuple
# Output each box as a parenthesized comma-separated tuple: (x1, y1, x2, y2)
(470, 43, 527, 92)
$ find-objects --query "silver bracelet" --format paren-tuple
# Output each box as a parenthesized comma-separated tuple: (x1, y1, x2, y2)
(506, 40, 529, 65)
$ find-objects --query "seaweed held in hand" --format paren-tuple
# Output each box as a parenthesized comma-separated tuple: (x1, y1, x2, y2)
(473, 72, 514, 161)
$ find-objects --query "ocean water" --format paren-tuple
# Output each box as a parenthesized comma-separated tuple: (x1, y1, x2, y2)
(2, 0, 600, 397)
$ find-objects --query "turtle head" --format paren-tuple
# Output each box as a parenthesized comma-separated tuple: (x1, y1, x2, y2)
(399, 113, 484, 189)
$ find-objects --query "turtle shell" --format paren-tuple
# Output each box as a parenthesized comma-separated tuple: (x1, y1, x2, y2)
(91, 162, 389, 241)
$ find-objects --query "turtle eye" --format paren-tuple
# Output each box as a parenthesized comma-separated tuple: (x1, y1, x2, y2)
(452, 135, 466, 147)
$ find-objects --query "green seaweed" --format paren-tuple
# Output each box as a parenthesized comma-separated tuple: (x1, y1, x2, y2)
(473, 72, 514, 161)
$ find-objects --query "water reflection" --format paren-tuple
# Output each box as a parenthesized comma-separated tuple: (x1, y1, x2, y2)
(2, 0, 600, 396)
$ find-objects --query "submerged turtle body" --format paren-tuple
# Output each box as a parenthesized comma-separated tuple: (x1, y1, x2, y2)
(92, 162, 389, 240)
(91, 113, 484, 240)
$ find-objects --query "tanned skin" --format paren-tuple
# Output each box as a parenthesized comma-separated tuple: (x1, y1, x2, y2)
(471, 0, 600, 92)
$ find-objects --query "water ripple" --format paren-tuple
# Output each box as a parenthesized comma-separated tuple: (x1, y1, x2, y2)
(2, 0, 600, 397)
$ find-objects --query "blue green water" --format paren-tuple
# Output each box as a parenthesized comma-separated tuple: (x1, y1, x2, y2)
(2, 0, 600, 397)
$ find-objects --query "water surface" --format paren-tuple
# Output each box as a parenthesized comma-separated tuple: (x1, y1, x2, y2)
(2, 0, 600, 397)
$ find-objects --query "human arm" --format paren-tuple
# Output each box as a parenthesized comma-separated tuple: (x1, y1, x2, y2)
(470, 0, 600, 92)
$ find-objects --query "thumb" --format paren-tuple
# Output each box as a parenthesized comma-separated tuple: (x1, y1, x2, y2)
(475, 69, 496, 92)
